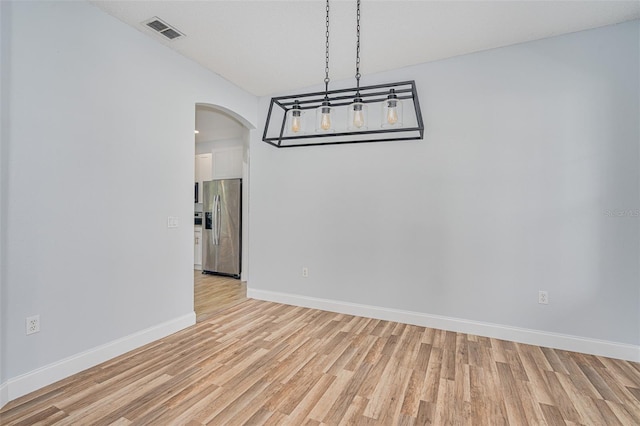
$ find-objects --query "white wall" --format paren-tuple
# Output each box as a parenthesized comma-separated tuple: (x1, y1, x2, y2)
(0, 0, 10, 406)
(195, 138, 244, 155)
(249, 21, 640, 359)
(1, 1, 256, 402)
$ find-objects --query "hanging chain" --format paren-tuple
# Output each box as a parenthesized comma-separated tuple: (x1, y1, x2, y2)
(324, 0, 330, 99)
(355, 0, 361, 94)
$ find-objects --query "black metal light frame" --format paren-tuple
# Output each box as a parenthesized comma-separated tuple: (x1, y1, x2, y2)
(262, 80, 424, 148)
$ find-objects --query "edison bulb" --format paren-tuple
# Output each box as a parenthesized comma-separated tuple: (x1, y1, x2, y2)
(353, 109, 365, 128)
(288, 101, 304, 134)
(316, 103, 333, 132)
(386, 105, 398, 125)
(348, 100, 367, 131)
(320, 110, 331, 130)
(382, 89, 402, 128)
(291, 115, 302, 133)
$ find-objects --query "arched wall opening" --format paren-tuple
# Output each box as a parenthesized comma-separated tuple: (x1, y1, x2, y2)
(193, 103, 254, 315)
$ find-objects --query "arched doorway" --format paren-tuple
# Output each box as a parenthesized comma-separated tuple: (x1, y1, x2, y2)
(193, 103, 253, 321)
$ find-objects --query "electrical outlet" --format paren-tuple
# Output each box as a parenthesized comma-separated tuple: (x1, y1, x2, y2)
(26, 315, 40, 335)
(538, 291, 549, 305)
(167, 216, 179, 228)
(302, 267, 309, 278)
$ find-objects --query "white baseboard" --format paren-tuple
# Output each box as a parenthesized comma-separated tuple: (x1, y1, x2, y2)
(2, 312, 195, 407)
(0, 380, 8, 409)
(248, 289, 639, 363)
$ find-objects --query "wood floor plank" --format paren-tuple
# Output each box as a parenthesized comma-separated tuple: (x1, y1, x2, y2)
(540, 403, 567, 426)
(205, 377, 271, 425)
(600, 356, 640, 388)
(420, 346, 443, 403)
(306, 370, 354, 422)
(596, 362, 640, 412)
(496, 362, 528, 424)
(469, 364, 488, 422)
(10, 405, 67, 426)
(415, 399, 435, 425)
(399, 369, 424, 417)
(337, 395, 369, 426)
(366, 361, 411, 423)
(604, 400, 640, 425)
(518, 380, 548, 424)
(323, 362, 372, 424)
(286, 373, 336, 424)
(591, 399, 624, 426)
(518, 348, 556, 406)
(2, 294, 639, 425)
(432, 378, 455, 425)
(543, 370, 584, 424)
(262, 355, 323, 413)
(194, 271, 247, 322)
(104, 367, 202, 423)
(628, 386, 640, 402)
(342, 334, 377, 372)
(56, 373, 172, 426)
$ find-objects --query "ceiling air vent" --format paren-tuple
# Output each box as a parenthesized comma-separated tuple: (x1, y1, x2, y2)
(143, 17, 184, 40)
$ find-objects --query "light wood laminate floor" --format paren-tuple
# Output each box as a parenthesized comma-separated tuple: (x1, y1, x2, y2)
(194, 270, 247, 322)
(2, 299, 639, 425)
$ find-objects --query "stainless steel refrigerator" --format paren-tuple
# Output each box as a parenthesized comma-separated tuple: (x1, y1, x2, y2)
(203, 179, 241, 278)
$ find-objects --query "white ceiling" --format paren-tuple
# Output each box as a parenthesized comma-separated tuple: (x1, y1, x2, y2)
(92, 1, 640, 97)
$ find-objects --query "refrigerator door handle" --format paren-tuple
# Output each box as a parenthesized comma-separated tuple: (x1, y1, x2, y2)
(211, 195, 218, 246)
(217, 195, 222, 244)
(213, 195, 221, 245)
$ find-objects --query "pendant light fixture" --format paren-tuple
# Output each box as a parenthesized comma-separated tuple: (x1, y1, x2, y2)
(348, 0, 367, 131)
(316, 0, 334, 133)
(263, 0, 424, 148)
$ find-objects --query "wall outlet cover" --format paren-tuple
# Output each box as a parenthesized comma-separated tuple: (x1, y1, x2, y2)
(26, 315, 40, 335)
(538, 291, 549, 305)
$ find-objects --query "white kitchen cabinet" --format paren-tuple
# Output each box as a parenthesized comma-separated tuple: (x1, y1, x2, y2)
(195, 153, 212, 203)
(212, 147, 243, 179)
(194, 227, 203, 270)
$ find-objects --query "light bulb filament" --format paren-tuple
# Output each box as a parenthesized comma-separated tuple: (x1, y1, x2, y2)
(291, 115, 301, 133)
(386, 106, 398, 125)
(353, 110, 365, 128)
(320, 106, 331, 131)
(321, 113, 331, 130)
